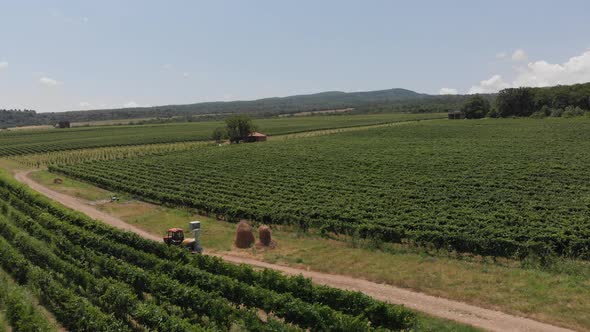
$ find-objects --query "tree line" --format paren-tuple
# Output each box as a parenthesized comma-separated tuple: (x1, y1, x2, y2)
(461, 82, 590, 119)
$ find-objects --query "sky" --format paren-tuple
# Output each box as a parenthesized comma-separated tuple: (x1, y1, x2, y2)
(1, 0, 590, 113)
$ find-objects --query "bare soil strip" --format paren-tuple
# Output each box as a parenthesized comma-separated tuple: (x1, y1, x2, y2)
(14, 170, 574, 332)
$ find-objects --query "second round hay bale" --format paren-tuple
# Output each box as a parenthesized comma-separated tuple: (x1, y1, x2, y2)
(258, 225, 272, 246)
(235, 220, 255, 248)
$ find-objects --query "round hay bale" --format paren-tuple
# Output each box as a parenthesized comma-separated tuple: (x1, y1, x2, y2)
(235, 220, 255, 248)
(258, 225, 272, 246)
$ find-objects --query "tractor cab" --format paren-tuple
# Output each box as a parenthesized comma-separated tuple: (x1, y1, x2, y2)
(163, 228, 184, 246)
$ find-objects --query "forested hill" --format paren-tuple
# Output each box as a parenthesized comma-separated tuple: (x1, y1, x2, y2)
(1, 88, 470, 128)
(64, 88, 433, 120)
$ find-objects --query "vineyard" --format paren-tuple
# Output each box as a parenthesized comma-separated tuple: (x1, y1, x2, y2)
(52, 118, 590, 259)
(0, 173, 417, 331)
(0, 113, 443, 156)
(10, 141, 213, 168)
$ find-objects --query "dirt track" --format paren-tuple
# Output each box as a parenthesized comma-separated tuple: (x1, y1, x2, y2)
(14, 170, 575, 332)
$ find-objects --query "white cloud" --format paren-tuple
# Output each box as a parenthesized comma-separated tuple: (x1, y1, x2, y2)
(82, 17, 89, 23)
(512, 49, 590, 87)
(182, 72, 189, 78)
(79, 102, 92, 108)
(470, 49, 590, 94)
(468, 75, 510, 94)
(39, 77, 61, 87)
(162, 63, 173, 70)
(496, 52, 507, 59)
(123, 101, 139, 108)
(0, 61, 7, 70)
(511, 48, 527, 62)
(438, 87, 458, 95)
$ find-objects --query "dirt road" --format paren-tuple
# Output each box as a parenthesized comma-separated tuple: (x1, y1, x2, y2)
(14, 170, 574, 332)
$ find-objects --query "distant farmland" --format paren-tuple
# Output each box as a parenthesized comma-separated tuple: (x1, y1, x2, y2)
(52, 118, 590, 259)
(0, 112, 443, 156)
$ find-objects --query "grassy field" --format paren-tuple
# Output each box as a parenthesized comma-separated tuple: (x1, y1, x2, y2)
(0, 112, 444, 156)
(52, 118, 590, 260)
(30, 169, 589, 330)
(30, 170, 115, 201)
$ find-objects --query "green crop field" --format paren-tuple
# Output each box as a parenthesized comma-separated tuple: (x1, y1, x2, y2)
(52, 118, 590, 259)
(0, 173, 418, 331)
(0, 113, 443, 156)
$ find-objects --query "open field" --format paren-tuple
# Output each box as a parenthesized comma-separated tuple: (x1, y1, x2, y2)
(71, 117, 164, 127)
(0, 112, 444, 157)
(278, 108, 355, 117)
(0, 169, 427, 331)
(52, 118, 590, 260)
(0, 125, 54, 131)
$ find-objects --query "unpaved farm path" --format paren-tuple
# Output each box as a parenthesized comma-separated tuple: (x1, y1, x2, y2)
(14, 170, 574, 332)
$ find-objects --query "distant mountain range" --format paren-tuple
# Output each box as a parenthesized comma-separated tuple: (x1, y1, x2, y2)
(3, 82, 589, 129)
(1, 88, 474, 128)
(68, 88, 434, 118)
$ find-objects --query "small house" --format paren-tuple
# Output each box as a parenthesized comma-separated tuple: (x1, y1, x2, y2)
(243, 132, 267, 143)
(448, 111, 465, 120)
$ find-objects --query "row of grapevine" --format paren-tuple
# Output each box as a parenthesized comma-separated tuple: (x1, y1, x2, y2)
(10, 141, 212, 167)
(51, 118, 590, 259)
(0, 174, 417, 331)
(0, 233, 131, 331)
(0, 268, 58, 332)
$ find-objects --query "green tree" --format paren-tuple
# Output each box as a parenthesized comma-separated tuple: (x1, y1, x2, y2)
(496, 87, 535, 117)
(225, 115, 257, 144)
(461, 95, 490, 119)
(211, 127, 227, 143)
(486, 107, 499, 118)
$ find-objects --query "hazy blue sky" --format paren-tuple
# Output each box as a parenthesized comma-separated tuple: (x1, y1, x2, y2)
(1, 0, 590, 112)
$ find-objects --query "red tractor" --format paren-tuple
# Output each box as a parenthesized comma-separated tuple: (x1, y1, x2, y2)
(163, 228, 185, 246)
(163, 222, 202, 253)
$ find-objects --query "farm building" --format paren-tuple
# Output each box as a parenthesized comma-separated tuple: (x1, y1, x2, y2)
(55, 121, 71, 128)
(243, 132, 267, 143)
(448, 111, 465, 120)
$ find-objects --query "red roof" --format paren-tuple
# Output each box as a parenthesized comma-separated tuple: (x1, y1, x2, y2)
(248, 132, 266, 137)
(167, 228, 183, 232)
